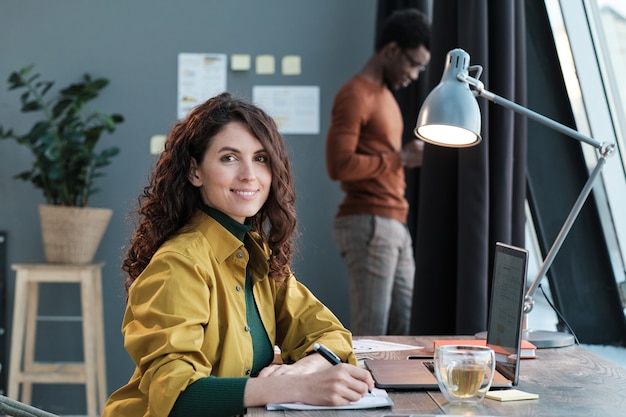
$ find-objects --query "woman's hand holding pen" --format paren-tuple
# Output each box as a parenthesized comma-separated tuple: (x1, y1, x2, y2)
(245, 362, 374, 407)
(247, 343, 374, 407)
(299, 363, 374, 405)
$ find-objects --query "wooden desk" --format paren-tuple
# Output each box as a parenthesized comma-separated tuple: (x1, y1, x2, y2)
(247, 335, 626, 417)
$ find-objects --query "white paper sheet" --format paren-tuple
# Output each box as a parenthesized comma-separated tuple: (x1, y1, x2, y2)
(252, 85, 319, 134)
(353, 339, 423, 354)
(177, 53, 227, 120)
(266, 389, 392, 410)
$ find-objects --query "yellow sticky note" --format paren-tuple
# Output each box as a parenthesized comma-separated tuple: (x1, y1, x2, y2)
(231, 54, 251, 71)
(282, 55, 301, 75)
(150, 135, 166, 155)
(256, 55, 275, 74)
(486, 389, 539, 402)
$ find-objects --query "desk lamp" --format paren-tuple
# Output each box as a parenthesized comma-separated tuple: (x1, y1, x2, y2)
(414, 48, 615, 348)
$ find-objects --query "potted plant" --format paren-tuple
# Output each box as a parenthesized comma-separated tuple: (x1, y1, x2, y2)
(0, 65, 124, 264)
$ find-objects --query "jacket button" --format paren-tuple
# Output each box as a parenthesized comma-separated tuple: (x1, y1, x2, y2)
(236, 252, 244, 258)
(245, 369, 251, 375)
(236, 285, 242, 291)
(244, 325, 250, 332)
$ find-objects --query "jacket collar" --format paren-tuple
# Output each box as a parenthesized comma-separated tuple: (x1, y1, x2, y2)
(190, 210, 270, 280)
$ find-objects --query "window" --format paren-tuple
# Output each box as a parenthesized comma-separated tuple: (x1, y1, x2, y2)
(544, 0, 626, 299)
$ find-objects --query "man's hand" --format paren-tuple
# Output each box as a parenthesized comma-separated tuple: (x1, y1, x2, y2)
(400, 139, 424, 168)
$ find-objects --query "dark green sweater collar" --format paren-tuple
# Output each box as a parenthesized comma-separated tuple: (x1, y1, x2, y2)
(200, 205, 251, 242)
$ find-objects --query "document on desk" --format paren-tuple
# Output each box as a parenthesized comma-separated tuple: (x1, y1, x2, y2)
(353, 339, 423, 354)
(266, 389, 392, 410)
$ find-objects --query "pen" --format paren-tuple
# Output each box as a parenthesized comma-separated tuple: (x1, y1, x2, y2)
(313, 343, 342, 365)
(313, 343, 374, 395)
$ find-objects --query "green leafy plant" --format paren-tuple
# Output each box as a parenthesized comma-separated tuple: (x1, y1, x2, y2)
(0, 65, 124, 207)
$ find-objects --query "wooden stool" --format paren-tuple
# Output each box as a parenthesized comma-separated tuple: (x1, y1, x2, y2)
(7, 263, 107, 417)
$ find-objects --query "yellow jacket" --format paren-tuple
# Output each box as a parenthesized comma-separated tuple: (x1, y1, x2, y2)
(103, 211, 356, 417)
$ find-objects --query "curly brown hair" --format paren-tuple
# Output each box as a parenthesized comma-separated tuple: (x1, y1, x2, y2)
(122, 92, 297, 294)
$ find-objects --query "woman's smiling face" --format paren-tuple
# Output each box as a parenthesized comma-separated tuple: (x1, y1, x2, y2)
(189, 121, 271, 223)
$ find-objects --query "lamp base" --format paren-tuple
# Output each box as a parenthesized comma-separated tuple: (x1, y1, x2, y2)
(474, 329, 575, 349)
(524, 329, 575, 348)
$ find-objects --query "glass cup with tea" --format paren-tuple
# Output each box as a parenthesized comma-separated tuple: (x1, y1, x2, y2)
(434, 344, 495, 405)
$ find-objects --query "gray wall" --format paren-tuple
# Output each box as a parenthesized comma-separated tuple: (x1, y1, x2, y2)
(0, 1, 377, 413)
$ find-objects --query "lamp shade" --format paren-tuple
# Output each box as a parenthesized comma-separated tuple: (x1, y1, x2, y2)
(414, 48, 482, 147)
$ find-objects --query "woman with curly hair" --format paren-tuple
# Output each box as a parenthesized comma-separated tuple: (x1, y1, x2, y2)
(102, 92, 373, 417)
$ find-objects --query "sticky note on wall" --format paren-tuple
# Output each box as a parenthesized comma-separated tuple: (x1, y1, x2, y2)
(150, 135, 166, 155)
(256, 55, 275, 74)
(282, 55, 301, 75)
(231, 54, 251, 71)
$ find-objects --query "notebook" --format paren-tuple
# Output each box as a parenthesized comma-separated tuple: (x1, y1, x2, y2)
(364, 242, 529, 390)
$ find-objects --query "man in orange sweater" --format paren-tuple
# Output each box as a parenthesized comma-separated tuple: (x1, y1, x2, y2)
(326, 9, 431, 336)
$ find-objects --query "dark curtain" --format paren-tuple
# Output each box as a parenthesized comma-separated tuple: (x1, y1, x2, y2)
(377, 0, 527, 335)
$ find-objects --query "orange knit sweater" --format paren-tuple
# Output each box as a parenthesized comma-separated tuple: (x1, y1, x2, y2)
(326, 75, 408, 224)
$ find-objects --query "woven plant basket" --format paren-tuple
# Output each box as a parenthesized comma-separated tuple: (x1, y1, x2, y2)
(38, 204, 113, 264)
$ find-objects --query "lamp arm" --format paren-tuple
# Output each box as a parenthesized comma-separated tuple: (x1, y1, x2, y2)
(458, 73, 606, 150)
(524, 155, 608, 310)
(457, 73, 617, 314)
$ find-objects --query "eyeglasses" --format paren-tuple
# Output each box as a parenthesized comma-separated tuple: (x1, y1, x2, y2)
(401, 50, 427, 72)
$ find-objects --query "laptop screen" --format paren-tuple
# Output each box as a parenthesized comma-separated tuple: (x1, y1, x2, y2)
(486, 242, 528, 386)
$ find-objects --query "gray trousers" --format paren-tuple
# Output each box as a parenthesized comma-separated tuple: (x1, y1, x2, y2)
(333, 214, 415, 336)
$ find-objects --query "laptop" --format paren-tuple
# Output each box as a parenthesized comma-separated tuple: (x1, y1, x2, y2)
(364, 242, 529, 390)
